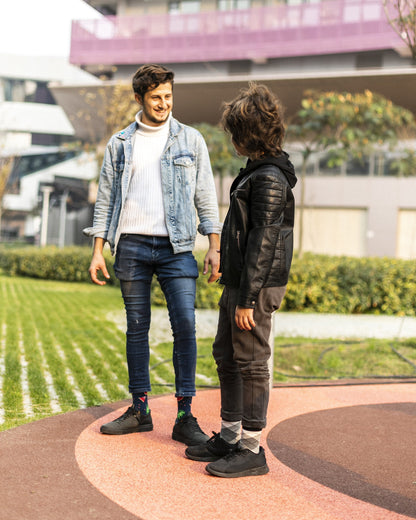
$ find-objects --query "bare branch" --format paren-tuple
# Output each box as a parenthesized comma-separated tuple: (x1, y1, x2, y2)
(382, 0, 416, 60)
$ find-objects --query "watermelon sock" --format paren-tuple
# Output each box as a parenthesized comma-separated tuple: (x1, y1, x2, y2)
(132, 392, 149, 415)
(176, 396, 192, 420)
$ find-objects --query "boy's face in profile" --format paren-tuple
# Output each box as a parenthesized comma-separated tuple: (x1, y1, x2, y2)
(232, 139, 248, 158)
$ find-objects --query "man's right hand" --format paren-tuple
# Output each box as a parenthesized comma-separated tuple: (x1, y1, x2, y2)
(88, 238, 111, 285)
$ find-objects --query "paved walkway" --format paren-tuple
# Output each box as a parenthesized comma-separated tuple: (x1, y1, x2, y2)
(110, 308, 416, 342)
(272, 312, 416, 339)
(1, 312, 416, 520)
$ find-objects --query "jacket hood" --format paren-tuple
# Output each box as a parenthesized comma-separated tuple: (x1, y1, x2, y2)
(242, 152, 297, 188)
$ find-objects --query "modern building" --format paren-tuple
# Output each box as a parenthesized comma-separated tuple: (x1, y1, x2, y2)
(67, 0, 416, 123)
(54, 0, 416, 258)
(0, 54, 100, 244)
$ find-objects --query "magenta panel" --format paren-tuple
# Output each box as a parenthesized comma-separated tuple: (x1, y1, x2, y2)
(70, 0, 404, 66)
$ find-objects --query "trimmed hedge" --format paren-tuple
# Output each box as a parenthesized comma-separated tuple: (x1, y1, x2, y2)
(0, 246, 222, 309)
(283, 253, 416, 316)
(1, 247, 415, 315)
(0, 246, 112, 283)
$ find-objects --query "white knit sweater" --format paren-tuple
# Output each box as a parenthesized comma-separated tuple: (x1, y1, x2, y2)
(119, 111, 171, 236)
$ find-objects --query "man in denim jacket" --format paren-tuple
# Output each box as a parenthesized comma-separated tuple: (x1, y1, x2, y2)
(84, 64, 221, 445)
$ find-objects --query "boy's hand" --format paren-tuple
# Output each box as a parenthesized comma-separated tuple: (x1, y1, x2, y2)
(235, 306, 256, 331)
(203, 240, 221, 283)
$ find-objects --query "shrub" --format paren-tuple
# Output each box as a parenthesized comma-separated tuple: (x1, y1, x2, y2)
(282, 253, 416, 316)
(1, 247, 416, 315)
(0, 246, 116, 284)
(0, 246, 222, 309)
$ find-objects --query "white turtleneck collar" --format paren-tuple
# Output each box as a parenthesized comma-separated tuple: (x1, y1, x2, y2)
(135, 110, 171, 135)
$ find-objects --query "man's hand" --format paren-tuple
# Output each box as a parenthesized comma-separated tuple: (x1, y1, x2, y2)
(235, 306, 256, 331)
(88, 238, 110, 285)
(203, 233, 221, 283)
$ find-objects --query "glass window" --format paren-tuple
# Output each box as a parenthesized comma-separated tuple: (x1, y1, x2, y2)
(169, 1, 180, 13)
(169, 0, 200, 13)
(2, 79, 54, 104)
(317, 154, 342, 176)
(346, 156, 371, 176)
(24, 80, 37, 102)
(284, 0, 303, 5)
(169, 0, 200, 32)
(4, 79, 25, 102)
(218, 0, 251, 10)
(0, 79, 4, 102)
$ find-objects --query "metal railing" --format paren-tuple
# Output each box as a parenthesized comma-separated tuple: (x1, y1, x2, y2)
(70, 0, 404, 66)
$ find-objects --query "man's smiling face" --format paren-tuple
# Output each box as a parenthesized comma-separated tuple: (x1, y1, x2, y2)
(136, 82, 173, 127)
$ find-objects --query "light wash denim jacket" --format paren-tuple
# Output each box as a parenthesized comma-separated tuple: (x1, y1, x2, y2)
(83, 116, 221, 255)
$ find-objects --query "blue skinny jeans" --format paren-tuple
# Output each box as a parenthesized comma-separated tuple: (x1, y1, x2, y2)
(114, 234, 199, 397)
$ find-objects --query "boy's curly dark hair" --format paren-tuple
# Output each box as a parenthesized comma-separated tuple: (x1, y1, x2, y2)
(221, 83, 285, 158)
(132, 64, 174, 99)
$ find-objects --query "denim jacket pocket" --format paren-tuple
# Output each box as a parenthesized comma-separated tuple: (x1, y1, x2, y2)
(173, 155, 196, 186)
(173, 155, 195, 167)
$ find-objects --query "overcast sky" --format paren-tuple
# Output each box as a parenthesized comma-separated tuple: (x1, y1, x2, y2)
(0, 0, 101, 57)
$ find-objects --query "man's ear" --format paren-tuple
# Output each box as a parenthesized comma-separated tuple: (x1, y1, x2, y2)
(134, 93, 142, 105)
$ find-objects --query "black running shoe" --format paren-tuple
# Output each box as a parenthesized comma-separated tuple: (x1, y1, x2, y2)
(205, 447, 269, 478)
(100, 406, 153, 435)
(185, 432, 239, 462)
(172, 414, 209, 446)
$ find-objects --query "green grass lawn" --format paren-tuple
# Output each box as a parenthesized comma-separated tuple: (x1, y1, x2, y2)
(1, 273, 415, 432)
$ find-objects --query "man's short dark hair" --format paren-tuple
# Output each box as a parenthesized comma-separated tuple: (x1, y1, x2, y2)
(132, 64, 174, 99)
(221, 83, 285, 158)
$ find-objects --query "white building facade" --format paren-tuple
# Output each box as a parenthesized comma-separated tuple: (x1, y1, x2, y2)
(0, 54, 99, 244)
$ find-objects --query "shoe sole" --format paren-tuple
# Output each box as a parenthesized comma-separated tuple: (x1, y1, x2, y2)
(172, 432, 209, 446)
(184, 450, 221, 462)
(205, 463, 270, 478)
(100, 424, 153, 435)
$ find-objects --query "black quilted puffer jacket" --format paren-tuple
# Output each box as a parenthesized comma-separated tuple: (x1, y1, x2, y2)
(219, 152, 297, 308)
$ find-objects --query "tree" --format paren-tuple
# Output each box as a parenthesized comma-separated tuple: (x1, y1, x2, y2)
(390, 148, 416, 176)
(76, 83, 137, 177)
(288, 89, 416, 256)
(382, 0, 416, 61)
(194, 122, 244, 206)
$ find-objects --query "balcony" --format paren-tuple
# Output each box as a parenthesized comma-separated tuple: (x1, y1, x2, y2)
(70, 0, 404, 67)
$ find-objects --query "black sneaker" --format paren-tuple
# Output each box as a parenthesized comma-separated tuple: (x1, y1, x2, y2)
(185, 432, 239, 462)
(205, 447, 269, 478)
(172, 414, 209, 446)
(100, 406, 153, 435)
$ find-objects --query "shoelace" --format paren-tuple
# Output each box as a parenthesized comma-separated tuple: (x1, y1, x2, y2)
(207, 431, 221, 446)
(115, 406, 135, 422)
(221, 447, 248, 461)
(186, 416, 204, 432)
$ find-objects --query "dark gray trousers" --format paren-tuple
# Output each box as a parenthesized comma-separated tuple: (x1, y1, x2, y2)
(212, 285, 286, 430)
